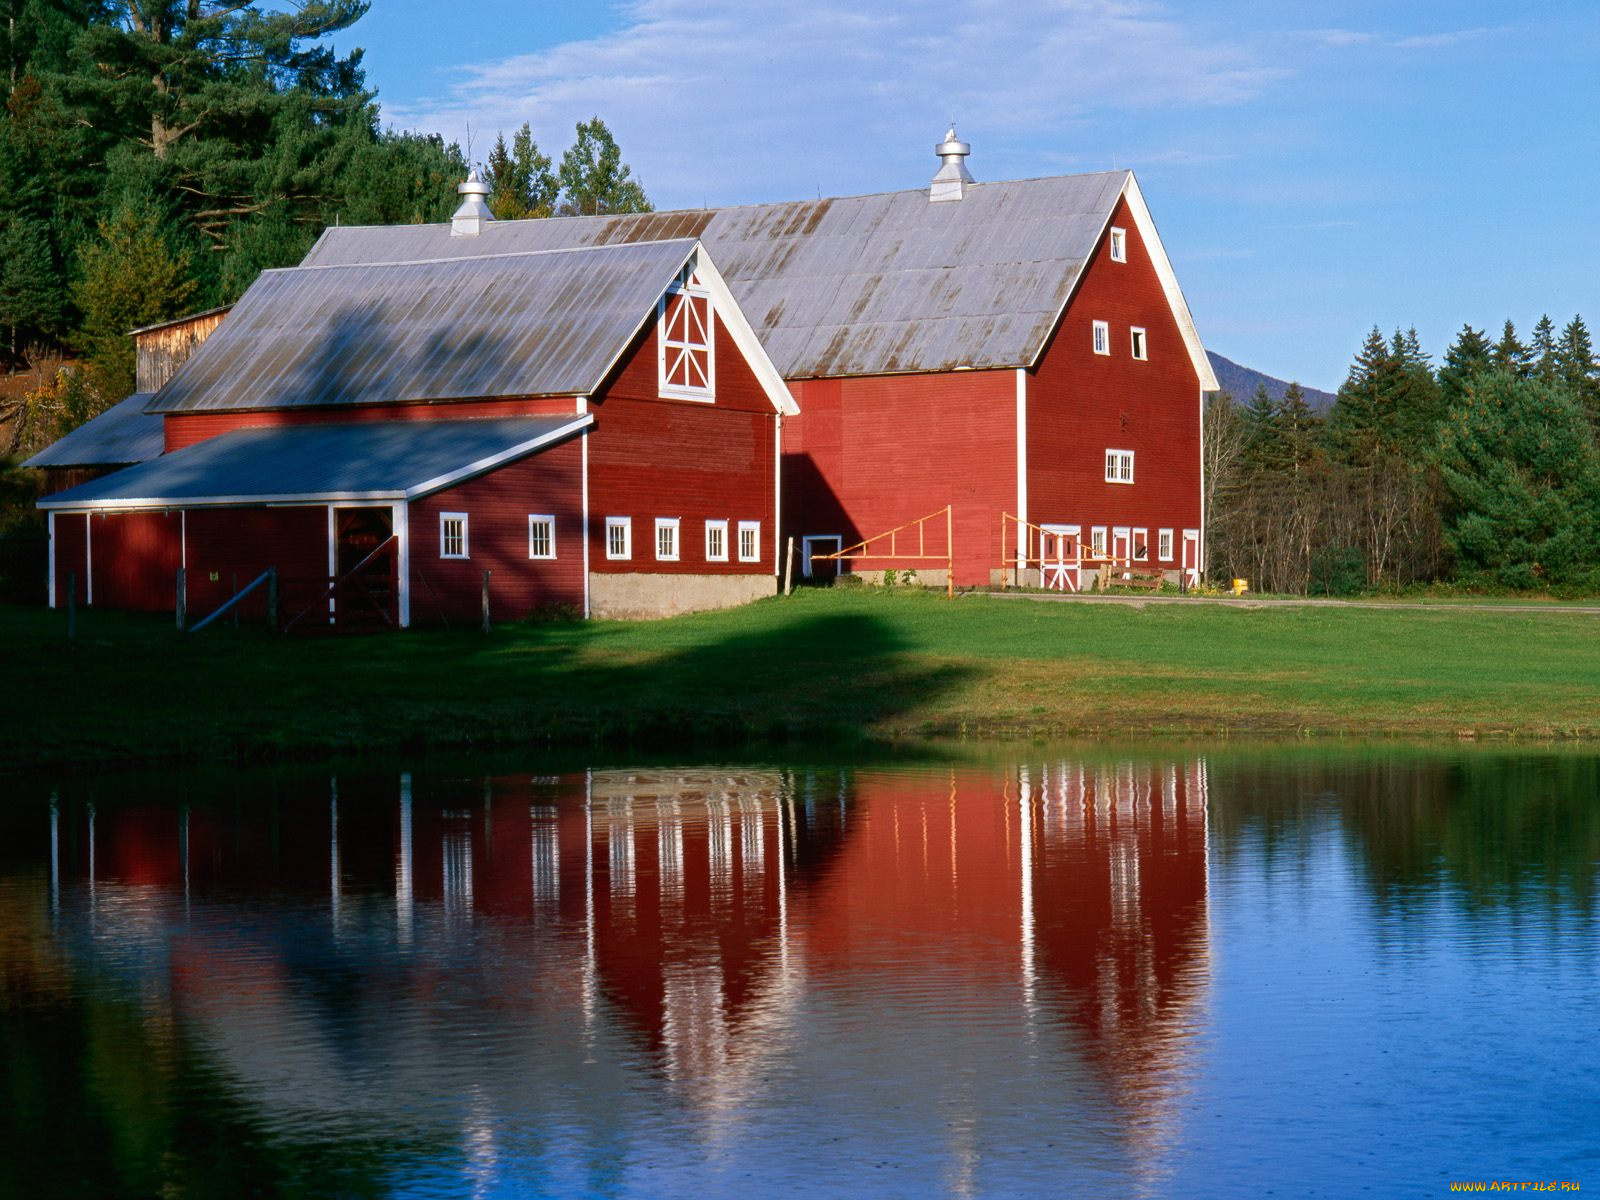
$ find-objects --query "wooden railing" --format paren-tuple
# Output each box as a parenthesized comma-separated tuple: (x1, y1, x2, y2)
(811, 505, 955, 598)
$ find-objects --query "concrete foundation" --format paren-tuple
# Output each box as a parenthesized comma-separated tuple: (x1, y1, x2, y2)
(588, 572, 776, 619)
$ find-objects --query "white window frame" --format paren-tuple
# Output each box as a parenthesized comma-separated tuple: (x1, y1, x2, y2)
(1133, 528, 1149, 561)
(1130, 327, 1147, 361)
(657, 267, 715, 402)
(1158, 528, 1174, 561)
(1109, 227, 1127, 263)
(1092, 320, 1110, 356)
(655, 517, 680, 562)
(439, 512, 469, 559)
(705, 519, 729, 562)
(1105, 449, 1135, 484)
(605, 516, 632, 561)
(738, 521, 761, 564)
(1090, 526, 1108, 556)
(527, 514, 556, 560)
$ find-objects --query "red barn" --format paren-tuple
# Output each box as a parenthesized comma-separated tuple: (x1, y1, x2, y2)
(298, 132, 1218, 590)
(39, 132, 1216, 619)
(41, 230, 796, 624)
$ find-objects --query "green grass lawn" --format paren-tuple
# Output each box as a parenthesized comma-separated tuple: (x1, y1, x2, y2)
(4, 587, 1599, 772)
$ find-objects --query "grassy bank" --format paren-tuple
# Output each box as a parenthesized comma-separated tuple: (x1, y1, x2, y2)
(5, 588, 1600, 772)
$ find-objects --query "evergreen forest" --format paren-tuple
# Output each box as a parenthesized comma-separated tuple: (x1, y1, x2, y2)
(1206, 317, 1600, 594)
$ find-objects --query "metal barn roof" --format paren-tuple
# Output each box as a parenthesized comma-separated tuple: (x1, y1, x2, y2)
(301, 173, 1134, 380)
(147, 239, 699, 414)
(41, 415, 590, 510)
(22, 393, 165, 468)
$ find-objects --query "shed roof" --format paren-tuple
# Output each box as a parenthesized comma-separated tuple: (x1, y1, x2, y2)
(147, 239, 701, 414)
(22, 393, 165, 468)
(41, 415, 590, 510)
(299, 171, 1213, 383)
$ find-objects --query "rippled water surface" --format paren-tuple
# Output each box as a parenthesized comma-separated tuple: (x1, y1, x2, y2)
(3, 750, 1598, 1198)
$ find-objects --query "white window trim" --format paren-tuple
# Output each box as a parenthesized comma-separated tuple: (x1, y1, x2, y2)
(439, 512, 469, 559)
(1130, 327, 1147, 361)
(528, 514, 556, 560)
(1105, 449, 1135, 484)
(1092, 320, 1110, 356)
(1109, 227, 1127, 263)
(655, 517, 681, 562)
(738, 520, 762, 564)
(1090, 526, 1108, 556)
(705, 519, 729, 563)
(1133, 528, 1149, 561)
(1158, 528, 1174, 561)
(605, 516, 632, 561)
(658, 268, 715, 402)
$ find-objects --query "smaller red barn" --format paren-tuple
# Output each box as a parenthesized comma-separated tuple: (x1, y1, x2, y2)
(41, 233, 796, 625)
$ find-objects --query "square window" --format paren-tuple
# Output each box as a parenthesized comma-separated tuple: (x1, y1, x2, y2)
(1109, 227, 1127, 263)
(655, 517, 680, 561)
(440, 513, 468, 559)
(738, 521, 761, 563)
(528, 515, 555, 559)
(1105, 449, 1135, 484)
(1092, 320, 1110, 356)
(1091, 527, 1107, 556)
(705, 519, 729, 562)
(1158, 529, 1174, 561)
(658, 266, 715, 401)
(1131, 327, 1147, 360)
(605, 517, 632, 561)
(1133, 529, 1148, 561)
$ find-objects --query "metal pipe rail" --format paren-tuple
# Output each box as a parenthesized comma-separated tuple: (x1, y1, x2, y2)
(187, 568, 276, 634)
(811, 505, 956, 598)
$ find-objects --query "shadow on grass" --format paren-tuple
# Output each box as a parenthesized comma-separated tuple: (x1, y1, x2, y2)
(0, 600, 980, 771)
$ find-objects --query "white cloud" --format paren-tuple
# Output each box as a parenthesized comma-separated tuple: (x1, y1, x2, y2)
(384, 0, 1284, 207)
(1305, 26, 1502, 51)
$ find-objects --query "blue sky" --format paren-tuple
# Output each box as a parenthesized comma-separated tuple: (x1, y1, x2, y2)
(337, 1, 1600, 392)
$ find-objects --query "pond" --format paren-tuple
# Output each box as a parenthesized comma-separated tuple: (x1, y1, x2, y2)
(2, 748, 1597, 1198)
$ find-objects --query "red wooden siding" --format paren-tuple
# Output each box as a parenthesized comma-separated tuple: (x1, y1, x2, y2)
(184, 506, 328, 620)
(1026, 195, 1202, 549)
(51, 512, 87, 608)
(408, 434, 584, 624)
(164, 396, 579, 452)
(586, 308, 778, 575)
(89, 511, 182, 611)
(782, 370, 1016, 587)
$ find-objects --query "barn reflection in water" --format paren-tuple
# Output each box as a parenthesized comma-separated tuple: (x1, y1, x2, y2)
(42, 759, 1209, 1191)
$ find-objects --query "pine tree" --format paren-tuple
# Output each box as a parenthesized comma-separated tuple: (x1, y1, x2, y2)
(1555, 315, 1600, 425)
(1531, 314, 1559, 383)
(1438, 323, 1493, 403)
(1492, 319, 1532, 378)
(73, 203, 195, 404)
(484, 123, 557, 220)
(556, 117, 651, 216)
(0, 214, 64, 357)
(1329, 326, 1392, 456)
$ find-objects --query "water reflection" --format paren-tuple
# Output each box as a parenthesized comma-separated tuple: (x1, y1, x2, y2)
(5, 750, 1598, 1197)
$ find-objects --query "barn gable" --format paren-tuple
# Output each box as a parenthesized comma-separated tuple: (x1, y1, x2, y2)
(148, 240, 794, 418)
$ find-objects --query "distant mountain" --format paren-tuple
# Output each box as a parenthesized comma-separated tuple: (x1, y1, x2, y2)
(1207, 352, 1337, 412)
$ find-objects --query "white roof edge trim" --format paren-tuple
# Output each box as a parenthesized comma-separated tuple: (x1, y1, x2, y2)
(1119, 174, 1219, 391)
(403, 413, 595, 499)
(42, 491, 407, 512)
(688, 246, 800, 416)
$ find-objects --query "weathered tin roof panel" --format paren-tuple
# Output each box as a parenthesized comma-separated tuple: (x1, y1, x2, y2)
(301, 174, 1131, 378)
(148, 239, 697, 413)
(42, 416, 587, 508)
(22, 393, 165, 468)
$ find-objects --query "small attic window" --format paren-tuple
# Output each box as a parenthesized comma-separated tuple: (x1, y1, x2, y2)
(1109, 227, 1127, 263)
(659, 266, 715, 402)
(1131, 327, 1147, 360)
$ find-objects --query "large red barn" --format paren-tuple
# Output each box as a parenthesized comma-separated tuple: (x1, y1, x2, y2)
(36, 132, 1217, 620)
